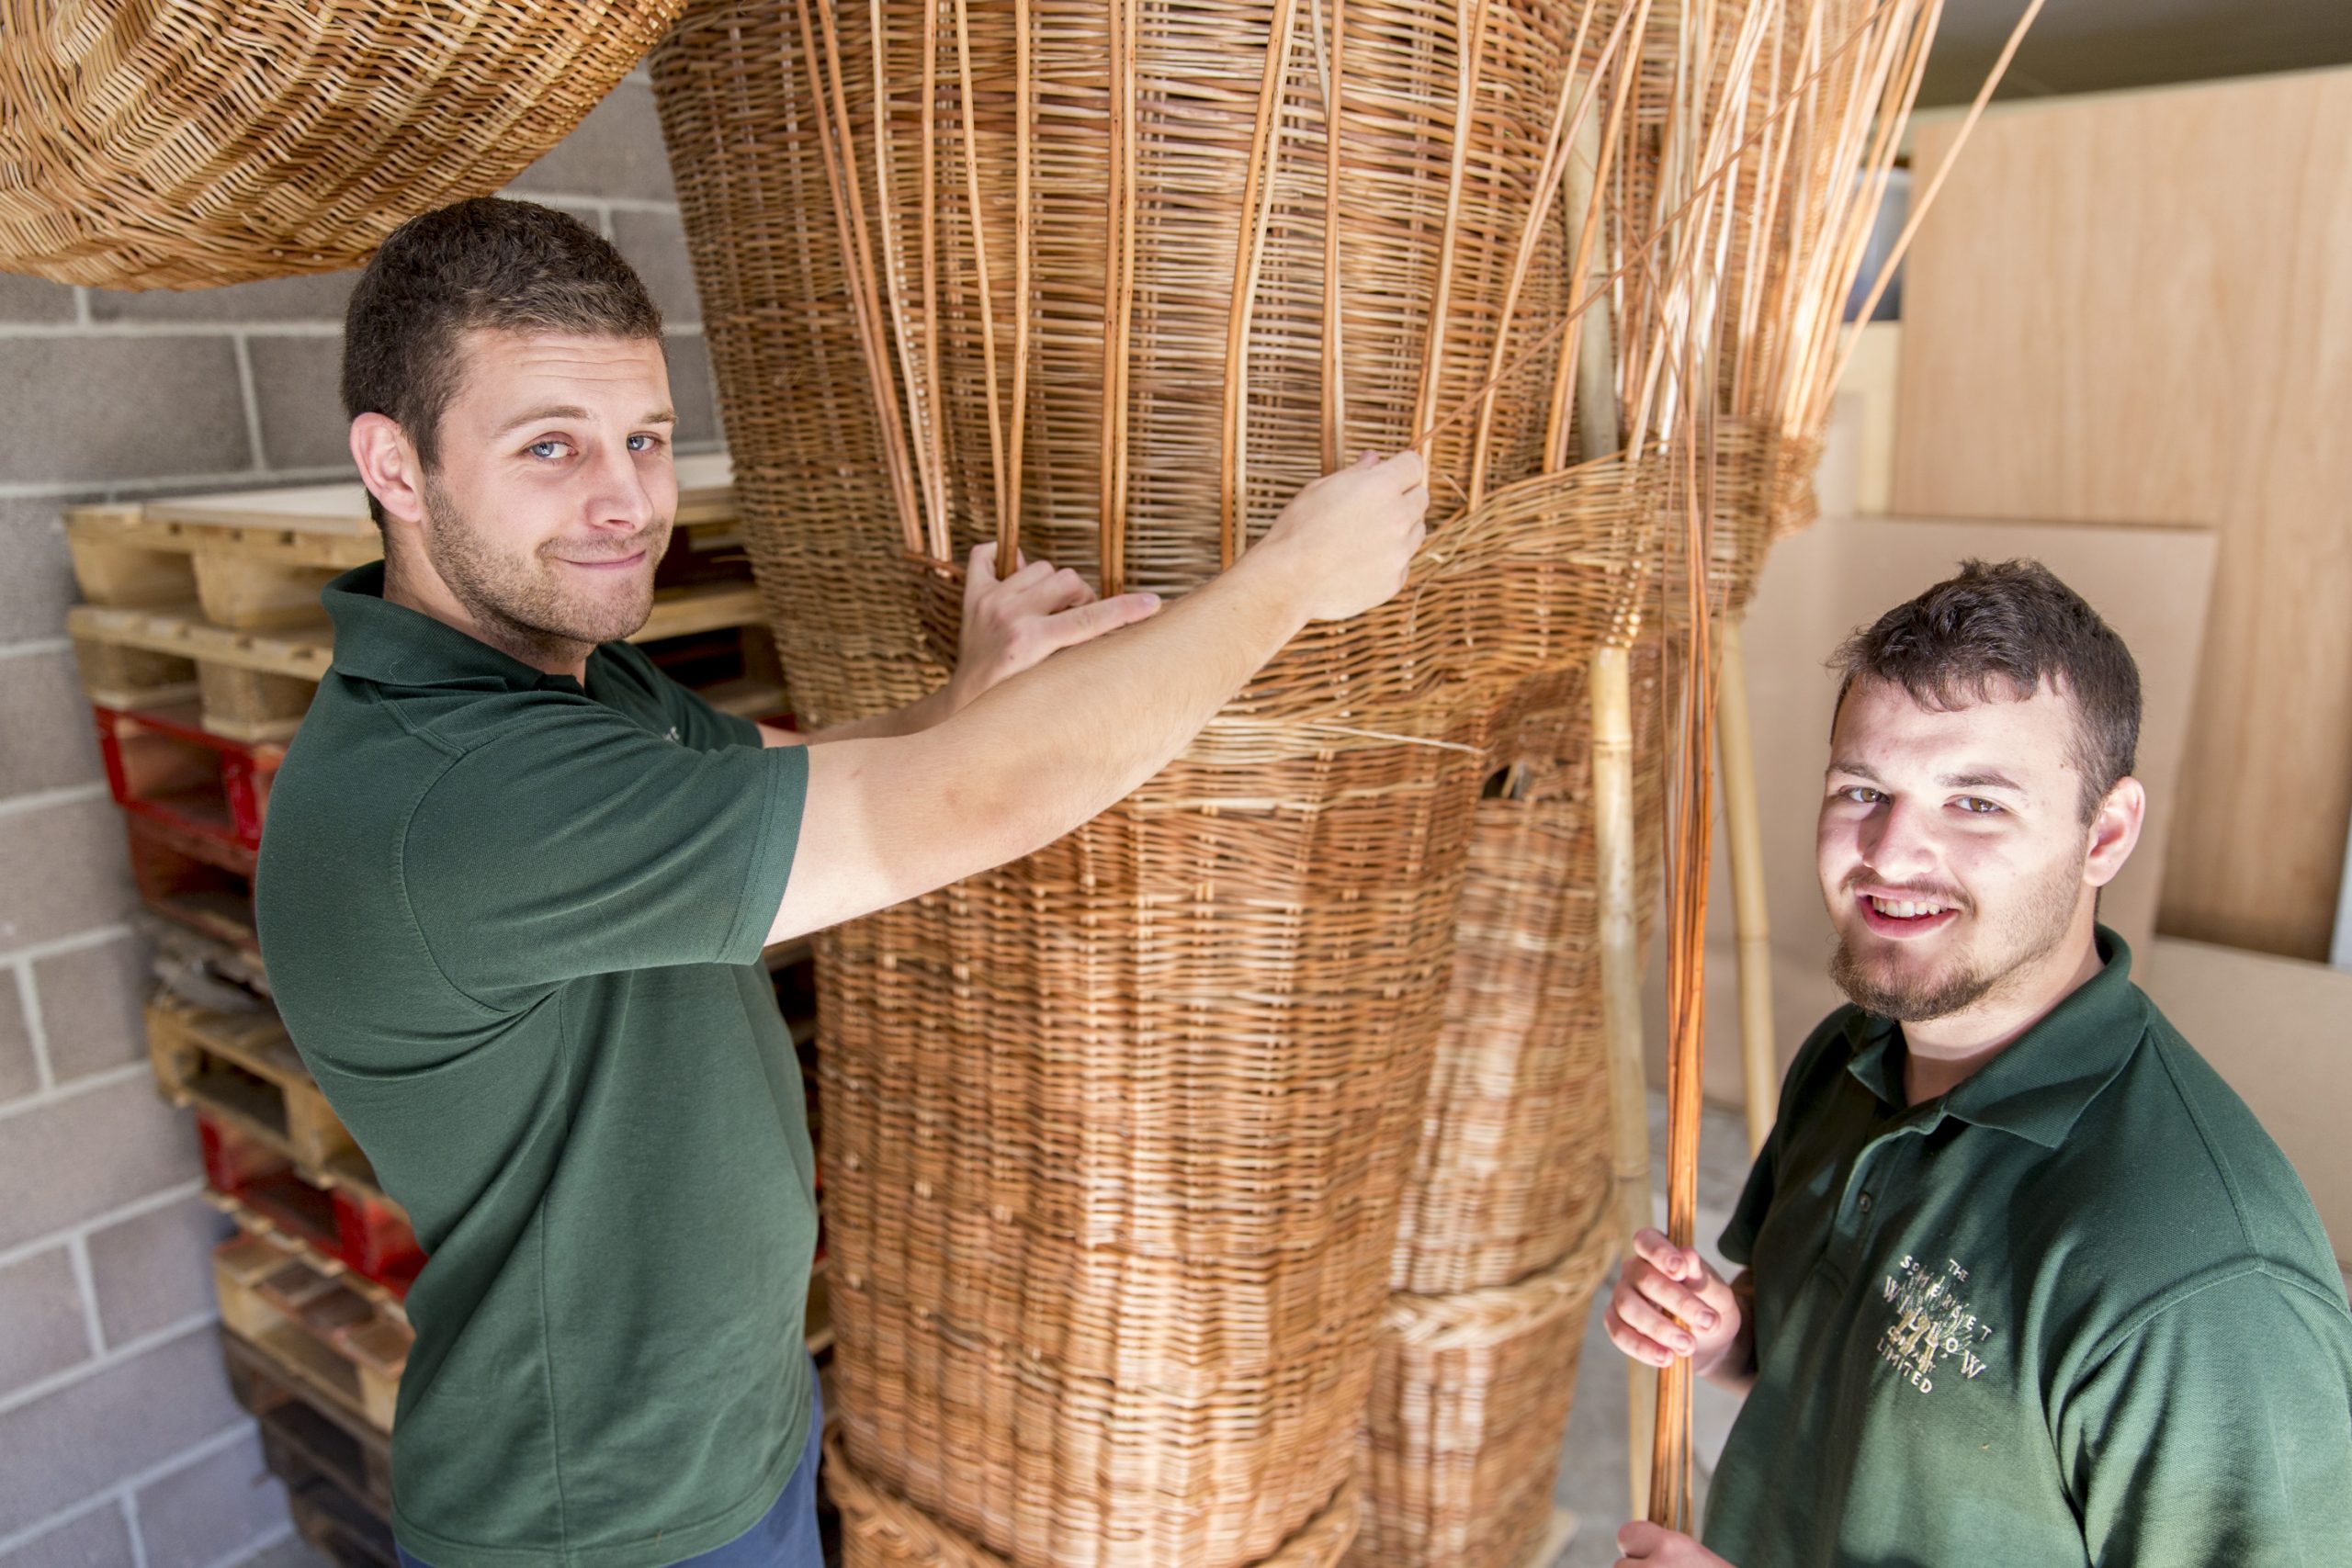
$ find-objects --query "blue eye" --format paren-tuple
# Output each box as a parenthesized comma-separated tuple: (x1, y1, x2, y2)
(628, 433, 663, 453)
(526, 439, 567, 460)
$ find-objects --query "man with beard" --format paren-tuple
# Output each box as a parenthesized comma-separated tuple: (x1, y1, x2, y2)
(254, 199, 1429, 1568)
(1600, 560, 2352, 1567)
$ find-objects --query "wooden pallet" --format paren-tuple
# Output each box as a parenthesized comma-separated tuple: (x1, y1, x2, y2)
(149, 992, 357, 1174)
(69, 581, 784, 741)
(127, 812, 259, 954)
(215, 1232, 410, 1434)
(223, 1326, 395, 1513)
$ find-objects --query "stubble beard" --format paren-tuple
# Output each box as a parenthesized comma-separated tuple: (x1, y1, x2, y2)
(1828, 849, 2085, 1023)
(419, 471, 667, 658)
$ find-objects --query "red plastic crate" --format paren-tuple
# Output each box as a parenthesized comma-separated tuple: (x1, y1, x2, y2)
(198, 1112, 290, 1195)
(92, 703, 280, 853)
(125, 814, 258, 952)
(332, 1187, 424, 1295)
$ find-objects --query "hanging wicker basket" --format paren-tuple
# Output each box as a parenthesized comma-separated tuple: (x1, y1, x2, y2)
(0, 0, 689, 289)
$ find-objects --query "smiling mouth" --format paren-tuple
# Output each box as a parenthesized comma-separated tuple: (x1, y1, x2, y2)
(1856, 891, 1962, 938)
(557, 550, 647, 570)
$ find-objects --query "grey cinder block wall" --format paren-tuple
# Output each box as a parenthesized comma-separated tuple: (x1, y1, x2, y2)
(0, 73, 718, 1568)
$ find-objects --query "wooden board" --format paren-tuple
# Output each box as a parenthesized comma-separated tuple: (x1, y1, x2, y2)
(2139, 937, 2352, 1273)
(1893, 71, 2352, 960)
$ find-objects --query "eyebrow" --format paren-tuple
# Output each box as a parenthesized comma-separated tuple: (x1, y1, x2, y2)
(493, 405, 677, 437)
(1827, 759, 2024, 792)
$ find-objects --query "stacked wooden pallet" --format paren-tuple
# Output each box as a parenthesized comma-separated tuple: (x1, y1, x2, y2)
(59, 459, 829, 1567)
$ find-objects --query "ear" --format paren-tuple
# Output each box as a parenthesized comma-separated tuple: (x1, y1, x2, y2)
(2082, 775, 2145, 889)
(351, 412, 427, 530)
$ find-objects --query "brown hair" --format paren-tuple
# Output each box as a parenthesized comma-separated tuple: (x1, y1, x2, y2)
(1831, 558, 2141, 821)
(342, 197, 662, 525)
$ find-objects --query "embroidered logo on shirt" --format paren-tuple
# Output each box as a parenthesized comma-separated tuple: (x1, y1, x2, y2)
(665, 726, 682, 744)
(1876, 1253, 1995, 1394)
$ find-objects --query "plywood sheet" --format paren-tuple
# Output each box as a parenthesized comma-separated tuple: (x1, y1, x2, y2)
(2140, 938, 2352, 1271)
(1894, 70, 2352, 959)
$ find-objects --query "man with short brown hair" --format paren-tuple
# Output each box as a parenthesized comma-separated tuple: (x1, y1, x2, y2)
(256, 197, 1430, 1568)
(1605, 560, 2352, 1566)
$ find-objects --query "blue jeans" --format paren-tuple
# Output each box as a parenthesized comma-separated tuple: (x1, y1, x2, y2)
(395, 1368, 825, 1568)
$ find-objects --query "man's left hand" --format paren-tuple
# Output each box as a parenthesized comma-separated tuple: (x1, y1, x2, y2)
(1614, 1520, 1734, 1567)
(947, 543, 1162, 711)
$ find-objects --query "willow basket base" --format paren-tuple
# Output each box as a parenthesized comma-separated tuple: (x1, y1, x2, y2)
(829, 1432, 1363, 1568)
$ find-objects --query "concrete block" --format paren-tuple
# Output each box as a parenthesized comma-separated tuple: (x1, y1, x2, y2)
(134, 1429, 287, 1568)
(0, 1247, 91, 1399)
(0, 649, 105, 799)
(0, 338, 252, 485)
(0, 972, 35, 1105)
(0, 797, 134, 953)
(0, 1075, 198, 1255)
(85, 1196, 226, 1351)
(35, 934, 151, 1088)
(610, 208, 698, 328)
(0, 495, 87, 647)
(0, 274, 77, 324)
(243, 337, 353, 476)
(0, 496, 85, 647)
(85, 272, 356, 326)
(506, 81, 678, 205)
(0, 1327, 245, 1538)
(0, 1505, 136, 1568)
(665, 333, 718, 448)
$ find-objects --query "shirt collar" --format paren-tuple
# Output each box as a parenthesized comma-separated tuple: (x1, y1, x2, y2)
(1843, 925, 2147, 1148)
(322, 561, 586, 694)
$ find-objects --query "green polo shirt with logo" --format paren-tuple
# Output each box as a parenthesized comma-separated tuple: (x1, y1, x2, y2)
(254, 563, 816, 1568)
(1705, 928, 2352, 1567)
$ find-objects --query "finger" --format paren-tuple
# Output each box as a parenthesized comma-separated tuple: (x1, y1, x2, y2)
(1380, 448, 1428, 488)
(1632, 1268, 1717, 1332)
(1632, 1229, 1702, 1282)
(1032, 566, 1096, 614)
(1618, 1519, 1667, 1557)
(1613, 1293, 1697, 1361)
(1602, 1311, 1675, 1369)
(999, 557, 1059, 592)
(1042, 592, 1161, 650)
(965, 543, 997, 599)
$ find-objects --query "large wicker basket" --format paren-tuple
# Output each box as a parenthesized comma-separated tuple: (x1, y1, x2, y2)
(1353, 1217, 1618, 1568)
(0, 0, 687, 288)
(653, 0, 1663, 1560)
(1388, 650, 1665, 1298)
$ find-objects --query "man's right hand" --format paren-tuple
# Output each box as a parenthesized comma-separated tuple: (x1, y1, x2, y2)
(1251, 450, 1430, 623)
(1605, 1228, 1746, 1380)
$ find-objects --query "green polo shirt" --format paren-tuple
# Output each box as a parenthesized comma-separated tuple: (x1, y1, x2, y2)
(1706, 928, 2352, 1567)
(254, 563, 815, 1568)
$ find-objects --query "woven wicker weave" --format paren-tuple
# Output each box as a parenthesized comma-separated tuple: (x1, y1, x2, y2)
(651, 0, 1667, 1560)
(829, 1435, 1365, 1568)
(0, 1, 687, 288)
(1352, 1216, 1617, 1568)
(1387, 648, 1665, 1297)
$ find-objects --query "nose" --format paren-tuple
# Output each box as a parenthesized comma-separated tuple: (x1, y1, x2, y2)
(1856, 794, 1939, 881)
(585, 440, 658, 534)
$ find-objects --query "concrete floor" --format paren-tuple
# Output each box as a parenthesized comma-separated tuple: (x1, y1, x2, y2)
(237, 1094, 1756, 1568)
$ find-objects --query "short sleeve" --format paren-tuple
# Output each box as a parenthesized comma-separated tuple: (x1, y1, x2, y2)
(2059, 1268, 2352, 1566)
(655, 662, 765, 752)
(401, 698, 807, 1007)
